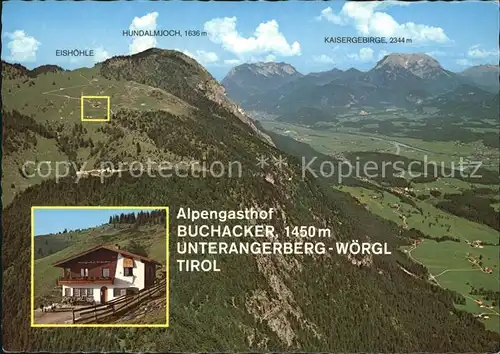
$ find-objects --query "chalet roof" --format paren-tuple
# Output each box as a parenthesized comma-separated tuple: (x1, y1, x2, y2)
(53, 245, 162, 267)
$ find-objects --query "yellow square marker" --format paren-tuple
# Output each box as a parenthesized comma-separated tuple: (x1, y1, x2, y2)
(81, 96, 111, 122)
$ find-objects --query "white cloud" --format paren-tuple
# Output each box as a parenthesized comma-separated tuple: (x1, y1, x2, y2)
(316, 7, 347, 25)
(130, 12, 158, 31)
(223, 59, 242, 66)
(5, 30, 40, 62)
(317, 3, 450, 44)
(467, 45, 499, 59)
(182, 50, 193, 56)
(313, 46, 339, 64)
(195, 50, 219, 64)
(454, 45, 499, 67)
(348, 47, 375, 62)
(203, 16, 301, 59)
(129, 12, 159, 54)
(313, 54, 336, 64)
(178, 49, 219, 65)
(93, 47, 111, 62)
(426, 50, 446, 58)
(378, 49, 390, 60)
(264, 54, 276, 62)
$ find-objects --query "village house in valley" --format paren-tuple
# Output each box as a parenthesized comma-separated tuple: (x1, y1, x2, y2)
(54, 245, 161, 304)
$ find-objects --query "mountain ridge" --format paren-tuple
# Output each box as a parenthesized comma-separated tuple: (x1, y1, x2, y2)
(221, 53, 498, 121)
(374, 53, 448, 79)
(101, 48, 275, 146)
(459, 64, 499, 92)
(1, 61, 65, 79)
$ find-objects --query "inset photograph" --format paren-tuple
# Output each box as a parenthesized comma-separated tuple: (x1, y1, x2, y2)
(31, 206, 169, 327)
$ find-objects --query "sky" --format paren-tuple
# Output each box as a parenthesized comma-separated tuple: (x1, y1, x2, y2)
(33, 208, 158, 236)
(2, 1, 499, 80)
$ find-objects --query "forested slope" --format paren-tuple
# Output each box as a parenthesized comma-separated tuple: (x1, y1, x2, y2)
(4, 159, 500, 352)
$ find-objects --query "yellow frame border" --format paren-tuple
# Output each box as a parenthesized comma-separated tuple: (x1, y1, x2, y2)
(80, 96, 111, 122)
(30, 206, 169, 328)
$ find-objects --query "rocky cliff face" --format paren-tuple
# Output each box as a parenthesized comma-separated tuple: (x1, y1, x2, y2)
(196, 77, 275, 146)
(221, 62, 303, 103)
(374, 53, 446, 79)
(371, 53, 464, 93)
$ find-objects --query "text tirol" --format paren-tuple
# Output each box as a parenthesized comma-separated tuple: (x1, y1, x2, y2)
(176, 259, 220, 272)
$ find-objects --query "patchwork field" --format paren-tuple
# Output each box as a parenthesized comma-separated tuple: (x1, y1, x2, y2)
(335, 184, 499, 331)
(263, 116, 499, 332)
(261, 119, 499, 170)
(410, 240, 499, 332)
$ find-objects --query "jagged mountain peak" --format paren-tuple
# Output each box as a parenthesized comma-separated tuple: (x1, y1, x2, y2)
(376, 53, 442, 68)
(227, 61, 302, 78)
(374, 53, 445, 79)
(221, 61, 303, 104)
(309, 68, 344, 77)
(345, 67, 363, 74)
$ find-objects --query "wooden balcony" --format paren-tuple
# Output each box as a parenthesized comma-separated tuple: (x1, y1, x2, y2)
(57, 276, 114, 285)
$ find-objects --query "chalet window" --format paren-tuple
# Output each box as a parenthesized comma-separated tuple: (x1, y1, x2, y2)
(64, 288, 71, 297)
(102, 268, 110, 278)
(80, 268, 88, 277)
(113, 288, 127, 297)
(124, 267, 134, 276)
(73, 288, 92, 297)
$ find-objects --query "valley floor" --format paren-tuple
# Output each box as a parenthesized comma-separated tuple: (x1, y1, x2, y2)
(262, 118, 500, 333)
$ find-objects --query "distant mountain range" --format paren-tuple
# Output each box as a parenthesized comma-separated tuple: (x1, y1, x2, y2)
(221, 61, 303, 103)
(459, 64, 500, 91)
(221, 53, 499, 123)
(1, 61, 65, 79)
